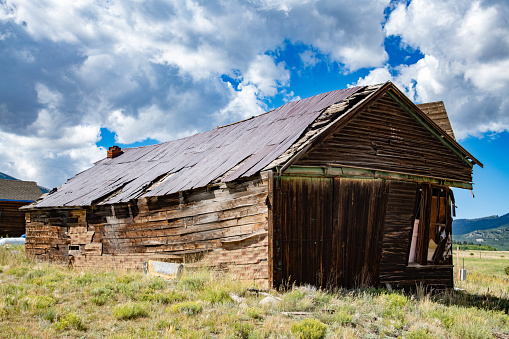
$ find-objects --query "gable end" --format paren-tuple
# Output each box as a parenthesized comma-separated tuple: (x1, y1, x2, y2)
(294, 91, 474, 183)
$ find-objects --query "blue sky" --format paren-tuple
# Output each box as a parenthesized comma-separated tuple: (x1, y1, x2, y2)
(1, 0, 508, 219)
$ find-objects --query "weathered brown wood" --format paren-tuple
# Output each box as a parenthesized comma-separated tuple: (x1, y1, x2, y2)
(297, 93, 473, 183)
(417, 184, 432, 265)
(0, 200, 31, 237)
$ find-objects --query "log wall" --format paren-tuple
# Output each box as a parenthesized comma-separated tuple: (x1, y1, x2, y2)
(0, 200, 31, 237)
(26, 173, 270, 286)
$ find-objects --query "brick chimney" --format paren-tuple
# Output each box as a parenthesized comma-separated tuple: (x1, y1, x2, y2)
(107, 146, 122, 158)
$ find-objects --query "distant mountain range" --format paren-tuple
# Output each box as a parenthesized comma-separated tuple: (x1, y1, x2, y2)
(0, 172, 50, 193)
(0, 172, 19, 181)
(453, 213, 509, 250)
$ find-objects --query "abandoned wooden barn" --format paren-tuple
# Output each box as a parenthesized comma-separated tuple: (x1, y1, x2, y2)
(0, 179, 43, 237)
(24, 82, 482, 289)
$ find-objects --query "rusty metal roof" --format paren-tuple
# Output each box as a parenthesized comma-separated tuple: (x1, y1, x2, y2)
(33, 86, 364, 207)
(31, 82, 482, 208)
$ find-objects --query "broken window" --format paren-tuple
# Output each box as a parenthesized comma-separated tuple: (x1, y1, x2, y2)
(408, 185, 453, 266)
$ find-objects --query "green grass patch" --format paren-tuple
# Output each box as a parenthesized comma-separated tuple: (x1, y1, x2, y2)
(113, 302, 149, 320)
(169, 301, 202, 316)
(55, 313, 86, 331)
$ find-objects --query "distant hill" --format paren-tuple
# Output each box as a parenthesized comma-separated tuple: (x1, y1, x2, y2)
(0, 171, 50, 194)
(0, 172, 19, 180)
(453, 213, 509, 251)
(452, 213, 509, 235)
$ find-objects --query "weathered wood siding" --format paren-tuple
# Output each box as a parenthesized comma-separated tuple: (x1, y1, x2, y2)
(379, 181, 453, 288)
(332, 178, 388, 288)
(26, 174, 270, 285)
(0, 200, 31, 237)
(296, 92, 473, 183)
(273, 175, 388, 289)
(278, 176, 333, 287)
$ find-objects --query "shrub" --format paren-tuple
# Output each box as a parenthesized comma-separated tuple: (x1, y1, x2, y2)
(453, 322, 492, 339)
(90, 286, 114, 305)
(4, 267, 29, 277)
(334, 309, 353, 325)
(157, 319, 180, 331)
(113, 302, 149, 320)
(136, 290, 186, 304)
(148, 277, 166, 290)
(406, 329, 434, 339)
(170, 301, 202, 316)
(246, 307, 263, 320)
(36, 307, 58, 322)
(504, 266, 509, 276)
(280, 289, 315, 312)
(232, 321, 255, 339)
(55, 313, 86, 331)
(26, 269, 46, 280)
(291, 318, 327, 339)
(179, 274, 208, 291)
(429, 310, 454, 329)
(201, 288, 232, 305)
(33, 295, 56, 309)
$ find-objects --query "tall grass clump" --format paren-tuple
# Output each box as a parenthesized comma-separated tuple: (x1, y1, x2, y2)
(170, 301, 203, 316)
(55, 313, 86, 331)
(291, 318, 327, 339)
(113, 302, 149, 320)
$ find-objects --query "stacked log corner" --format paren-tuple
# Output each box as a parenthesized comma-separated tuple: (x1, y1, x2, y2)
(25, 173, 270, 287)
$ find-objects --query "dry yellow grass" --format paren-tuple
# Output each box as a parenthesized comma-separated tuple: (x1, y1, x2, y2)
(0, 245, 509, 338)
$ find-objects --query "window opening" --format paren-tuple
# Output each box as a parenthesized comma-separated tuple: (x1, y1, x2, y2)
(408, 185, 452, 265)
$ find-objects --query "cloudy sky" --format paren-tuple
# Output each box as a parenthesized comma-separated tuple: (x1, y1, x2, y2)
(1, 0, 508, 219)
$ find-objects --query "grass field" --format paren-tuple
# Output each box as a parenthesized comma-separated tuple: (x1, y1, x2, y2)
(1, 246, 509, 338)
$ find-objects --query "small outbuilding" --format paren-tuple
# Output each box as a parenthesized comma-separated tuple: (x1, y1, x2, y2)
(0, 178, 43, 237)
(24, 82, 481, 289)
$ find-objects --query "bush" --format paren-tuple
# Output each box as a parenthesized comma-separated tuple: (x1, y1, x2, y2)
(55, 313, 86, 331)
(90, 287, 114, 306)
(334, 309, 353, 325)
(170, 301, 202, 316)
(246, 307, 263, 320)
(4, 267, 29, 277)
(113, 302, 149, 320)
(406, 329, 434, 339)
(33, 295, 56, 309)
(36, 307, 58, 322)
(504, 266, 509, 276)
(136, 290, 186, 304)
(201, 288, 232, 305)
(291, 318, 327, 339)
(179, 274, 209, 291)
(232, 321, 255, 339)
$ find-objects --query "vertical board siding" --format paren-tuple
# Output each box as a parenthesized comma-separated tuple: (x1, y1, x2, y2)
(0, 201, 31, 237)
(279, 176, 333, 287)
(296, 93, 473, 183)
(332, 178, 388, 287)
(276, 176, 387, 289)
(26, 174, 270, 285)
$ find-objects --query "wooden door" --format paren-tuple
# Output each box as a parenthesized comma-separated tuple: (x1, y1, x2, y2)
(276, 176, 387, 288)
(279, 176, 333, 287)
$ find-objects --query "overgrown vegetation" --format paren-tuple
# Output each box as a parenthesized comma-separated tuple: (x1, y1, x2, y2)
(1, 245, 509, 338)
